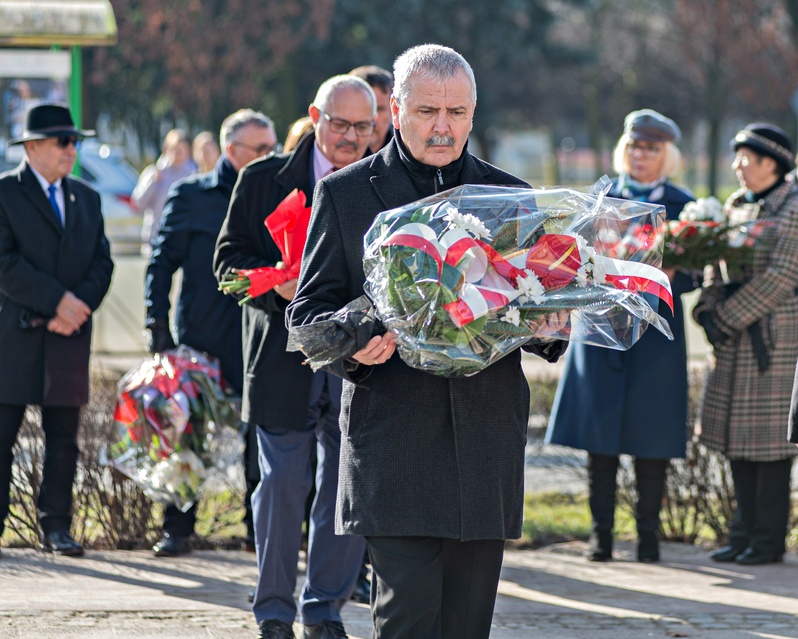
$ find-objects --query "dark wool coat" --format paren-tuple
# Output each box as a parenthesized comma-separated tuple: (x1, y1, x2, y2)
(287, 139, 566, 541)
(145, 161, 243, 393)
(213, 133, 318, 427)
(546, 179, 696, 459)
(0, 162, 113, 406)
(695, 180, 798, 461)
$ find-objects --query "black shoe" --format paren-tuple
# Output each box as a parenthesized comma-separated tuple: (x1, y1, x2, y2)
(257, 619, 294, 639)
(303, 620, 348, 639)
(637, 532, 659, 563)
(587, 530, 612, 562)
(248, 589, 255, 603)
(709, 545, 746, 563)
(41, 530, 84, 557)
(735, 548, 783, 565)
(152, 532, 190, 557)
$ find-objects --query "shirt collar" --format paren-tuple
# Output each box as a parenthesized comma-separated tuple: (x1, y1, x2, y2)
(28, 162, 63, 193)
(313, 141, 335, 181)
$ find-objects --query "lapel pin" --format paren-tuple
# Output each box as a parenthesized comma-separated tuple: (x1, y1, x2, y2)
(70, 194, 76, 202)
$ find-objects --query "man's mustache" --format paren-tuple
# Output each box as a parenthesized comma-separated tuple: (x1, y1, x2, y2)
(427, 135, 455, 147)
(335, 139, 359, 151)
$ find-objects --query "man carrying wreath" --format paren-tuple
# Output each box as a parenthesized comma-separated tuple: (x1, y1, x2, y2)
(287, 45, 567, 639)
(214, 75, 376, 639)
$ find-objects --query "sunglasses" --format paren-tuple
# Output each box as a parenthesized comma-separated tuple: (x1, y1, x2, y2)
(55, 136, 82, 149)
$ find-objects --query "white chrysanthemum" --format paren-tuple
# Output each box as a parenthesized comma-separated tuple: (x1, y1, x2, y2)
(592, 259, 607, 284)
(679, 196, 723, 223)
(443, 208, 492, 240)
(566, 232, 589, 252)
(501, 306, 521, 326)
(517, 271, 546, 304)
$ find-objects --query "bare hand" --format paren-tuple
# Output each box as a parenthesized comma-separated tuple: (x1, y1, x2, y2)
(352, 332, 397, 366)
(274, 278, 298, 301)
(47, 316, 77, 336)
(55, 291, 91, 333)
(530, 310, 571, 339)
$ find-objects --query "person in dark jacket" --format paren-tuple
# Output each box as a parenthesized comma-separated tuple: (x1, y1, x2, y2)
(0, 103, 113, 558)
(215, 76, 376, 639)
(546, 109, 696, 563)
(701, 124, 798, 565)
(349, 65, 393, 152)
(287, 45, 567, 639)
(144, 109, 278, 558)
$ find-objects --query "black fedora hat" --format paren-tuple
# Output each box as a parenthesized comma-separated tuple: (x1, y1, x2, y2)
(9, 103, 96, 146)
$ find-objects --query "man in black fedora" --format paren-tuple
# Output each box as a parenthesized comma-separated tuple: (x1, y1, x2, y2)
(0, 103, 113, 557)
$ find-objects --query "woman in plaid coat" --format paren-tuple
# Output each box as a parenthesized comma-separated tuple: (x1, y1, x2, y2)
(694, 123, 798, 565)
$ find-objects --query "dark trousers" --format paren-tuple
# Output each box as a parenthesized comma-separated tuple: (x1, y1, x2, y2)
(729, 458, 793, 556)
(366, 536, 505, 639)
(588, 453, 668, 554)
(162, 421, 259, 539)
(0, 403, 81, 537)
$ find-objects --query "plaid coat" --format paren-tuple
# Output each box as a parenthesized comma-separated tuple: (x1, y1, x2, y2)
(693, 179, 798, 461)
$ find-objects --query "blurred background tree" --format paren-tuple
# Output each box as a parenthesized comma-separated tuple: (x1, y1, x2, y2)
(82, 0, 798, 192)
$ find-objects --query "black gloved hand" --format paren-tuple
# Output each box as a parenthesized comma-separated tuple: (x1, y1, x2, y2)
(697, 311, 729, 350)
(146, 318, 176, 353)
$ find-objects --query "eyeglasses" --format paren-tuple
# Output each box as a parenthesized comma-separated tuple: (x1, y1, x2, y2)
(56, 136, 82, 149)
(317, 109, 375, 137)
(231, 140, 279, 155)
(626, 142, 662, 158)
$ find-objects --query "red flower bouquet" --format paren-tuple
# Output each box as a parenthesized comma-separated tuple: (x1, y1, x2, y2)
(219, 188, 312, 304)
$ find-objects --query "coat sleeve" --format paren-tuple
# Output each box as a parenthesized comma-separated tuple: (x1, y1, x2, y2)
(144, 183, 191, 323)
(713, 193, 798, 335)
(213, 167, 285, 314)
(287, 179, 374, 382)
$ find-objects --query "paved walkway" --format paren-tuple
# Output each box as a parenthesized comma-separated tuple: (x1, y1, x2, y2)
(1, 540, 797, 638)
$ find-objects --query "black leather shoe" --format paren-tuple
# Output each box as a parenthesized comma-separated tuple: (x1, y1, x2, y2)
(248, 589, 255, 603)
(257, 619, 294, 639)
(709, 545, 746, 562)
(152, 532, 190, 557)
(735, 548, 783, 565)
(303, 620, 348, 639)
(41, 530, 84, 557)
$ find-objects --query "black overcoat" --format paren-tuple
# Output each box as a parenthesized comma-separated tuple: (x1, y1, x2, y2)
(287, 140, 565, 541)
(145, 162, 243, 393)
(0, 162, 113, 406)
(213, 134, 317, 427)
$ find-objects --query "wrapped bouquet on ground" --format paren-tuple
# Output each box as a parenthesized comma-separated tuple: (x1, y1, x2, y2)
(289, 178, 675, 377)
(106, 345, 243, 510)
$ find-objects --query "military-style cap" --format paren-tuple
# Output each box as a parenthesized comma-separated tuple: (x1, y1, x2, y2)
(624, 109, 681, 144)
(732, 122, 795, 173)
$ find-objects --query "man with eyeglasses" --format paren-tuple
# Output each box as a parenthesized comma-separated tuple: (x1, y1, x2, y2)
(214, 76, 375, 639)
(0, 103, 113, 558)
(144, 109, 278, 559)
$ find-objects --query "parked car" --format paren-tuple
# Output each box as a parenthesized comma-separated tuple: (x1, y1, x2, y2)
(77, 142, 142, 254)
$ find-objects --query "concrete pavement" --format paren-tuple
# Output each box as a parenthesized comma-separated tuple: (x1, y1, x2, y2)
(1, 540, 797, 638)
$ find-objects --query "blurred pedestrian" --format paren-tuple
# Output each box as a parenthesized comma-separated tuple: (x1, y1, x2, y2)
(698, 123, 798, 565)
(349, 65, 393, 151)
(287, 44, 567, 639)
(192, 130, 221, 174)
(145, 109, 278, 558)
(0, 103, 113, 558)
(214, 75, 376, 639)
(546, 109, 697, 564)
(133, 128, 197, 256)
